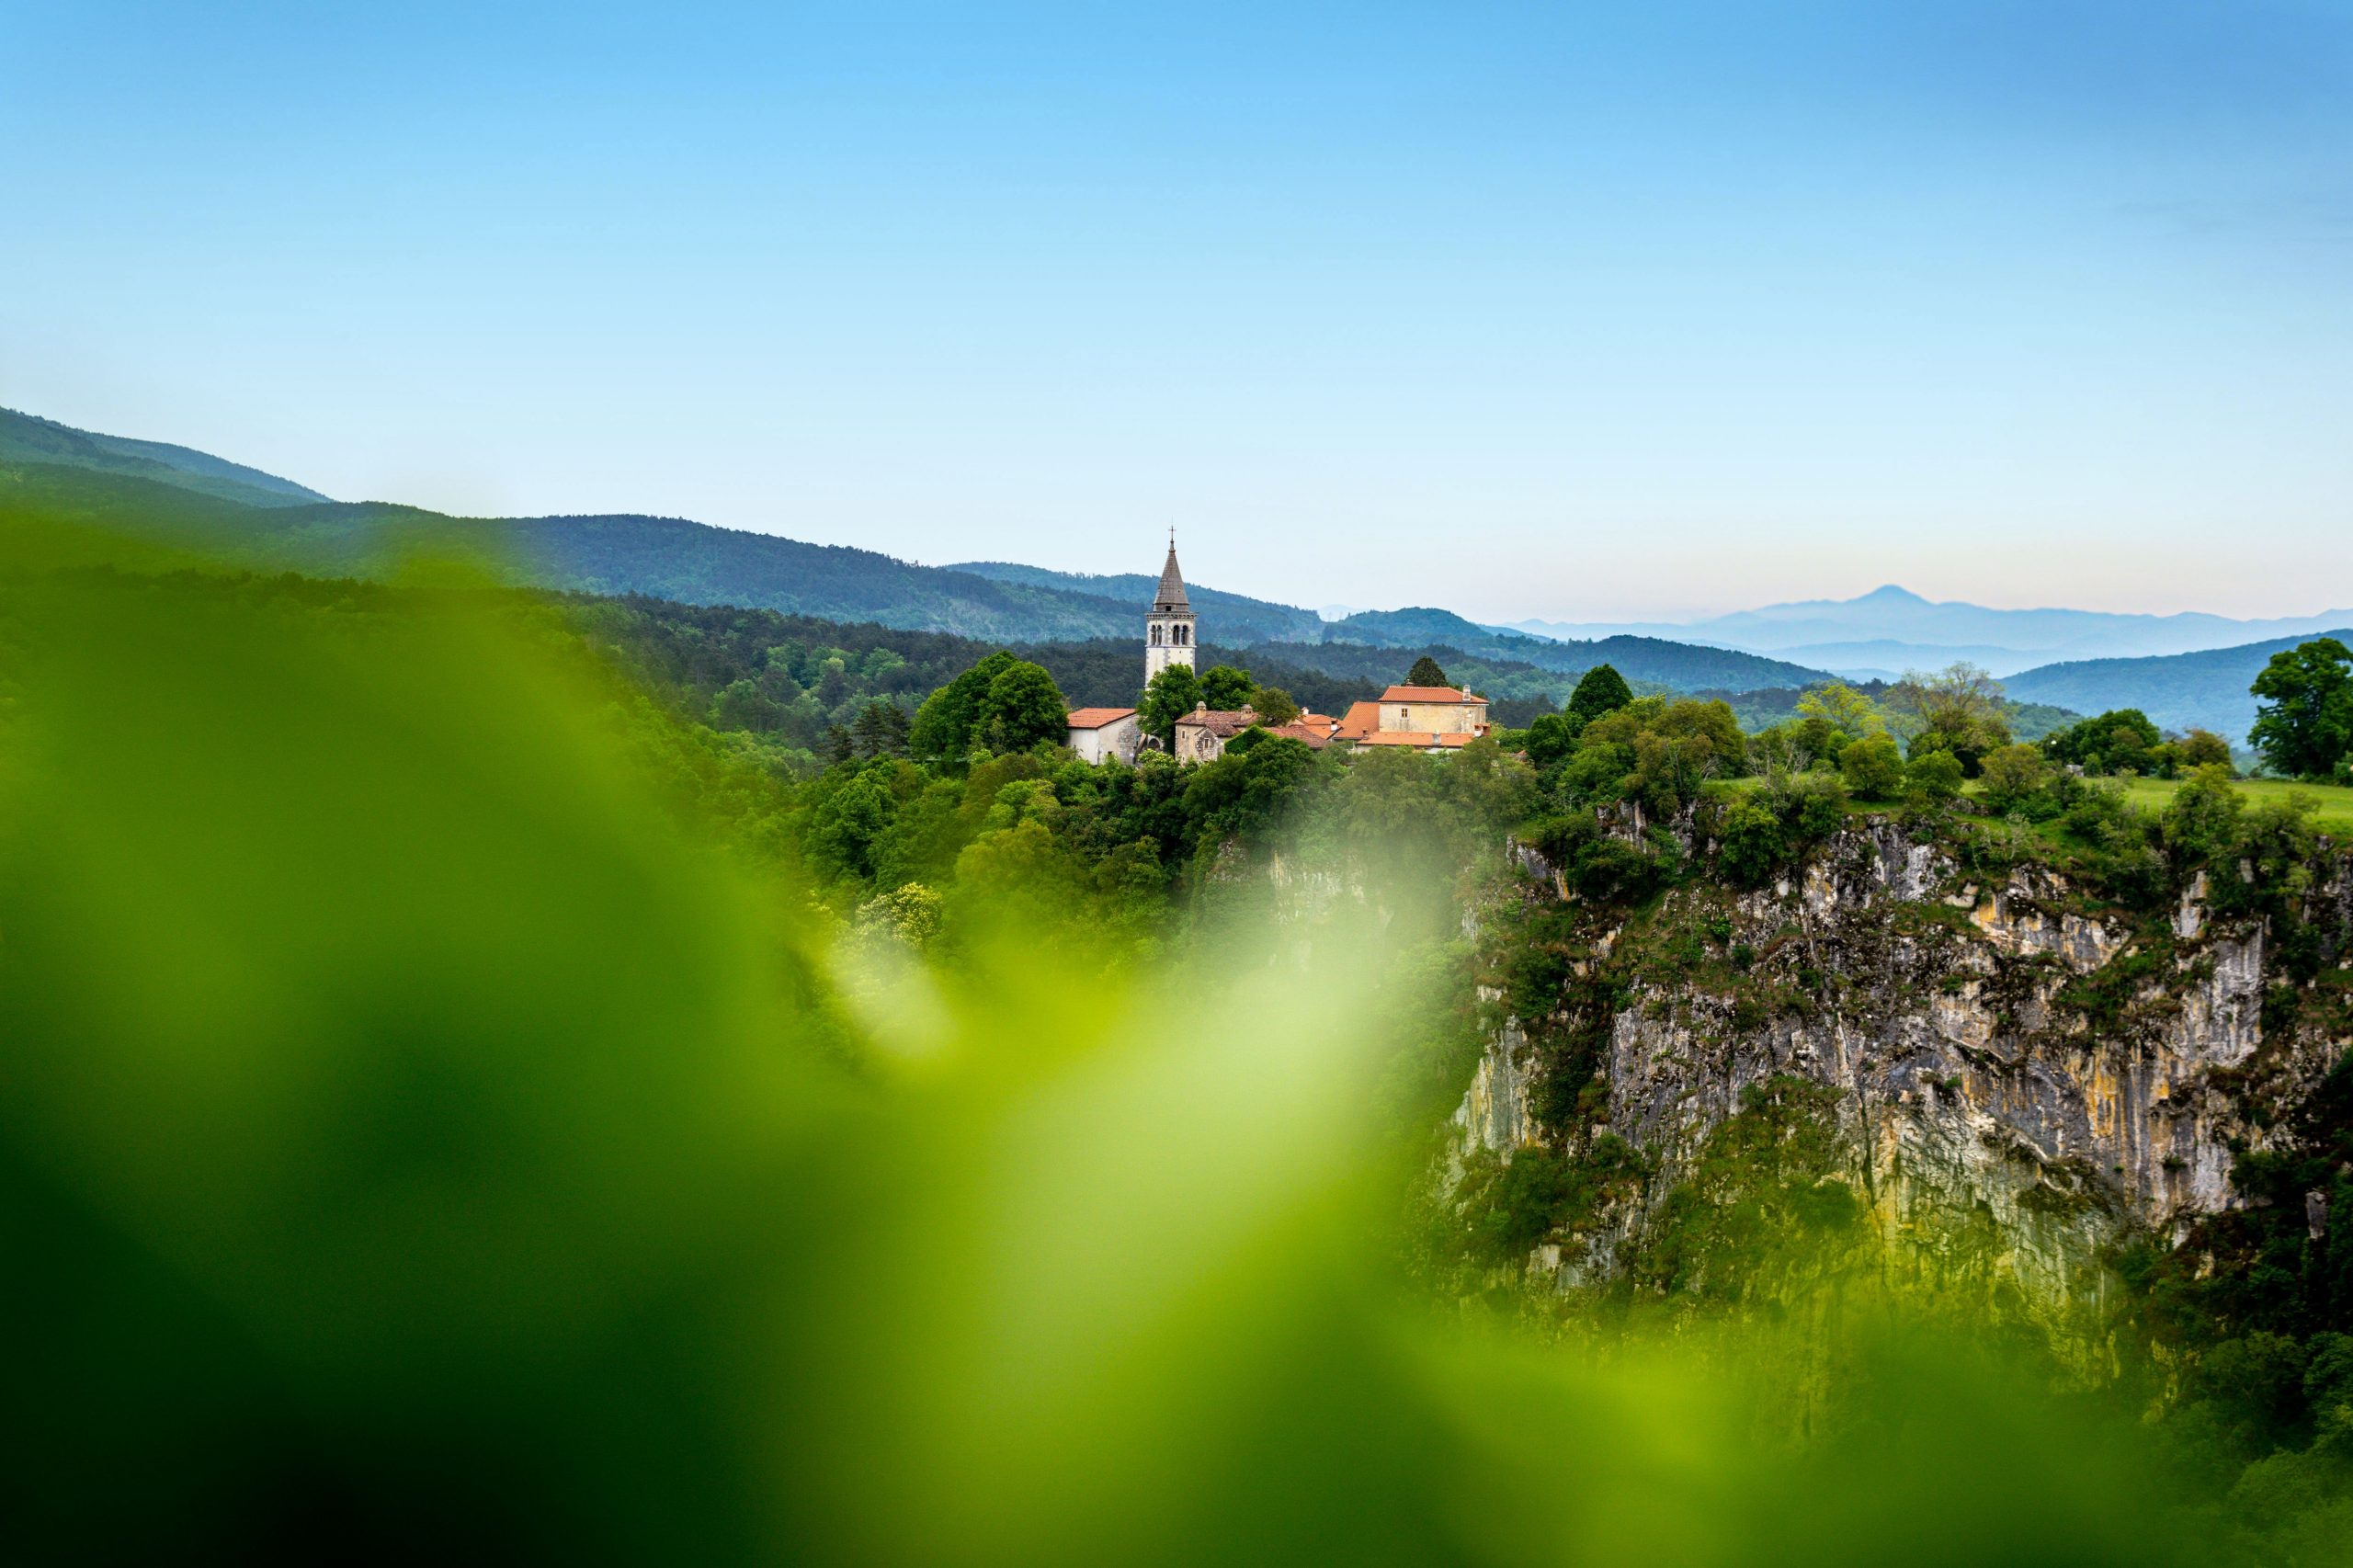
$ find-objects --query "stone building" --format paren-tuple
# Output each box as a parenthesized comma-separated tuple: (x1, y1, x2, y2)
(1064, 706, 1142, 764)
(1333, 685, 1491, 752)
(1173, 702, 1257, 763)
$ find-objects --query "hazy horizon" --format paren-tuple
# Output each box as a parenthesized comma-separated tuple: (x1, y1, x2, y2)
(8, 2, 2349, 622)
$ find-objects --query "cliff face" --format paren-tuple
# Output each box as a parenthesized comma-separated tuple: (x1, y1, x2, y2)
(1452, 823, 2353, 1312)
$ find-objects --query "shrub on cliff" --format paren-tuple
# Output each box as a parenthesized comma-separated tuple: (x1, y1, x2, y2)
(1980, 744, 2054, 816)
(1718, 800, 1786, 888)
(1905, 749, 1964, 803)
(1839, 733, 1905, 801)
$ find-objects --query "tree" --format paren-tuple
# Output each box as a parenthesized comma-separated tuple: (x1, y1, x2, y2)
(712, 677, 786, 733)
(1719, 800, 1786, 888)
(1904, 749, 1963, 802)
(1406, 655, 1450, 687)
(2046, 709, 2162, 776)
(974, 660, 1067, 753)
(2177, 729, 2234, 771)
(1138, 663, 1204, 744)
(853, 881, 944, 949)
(1838, 732, 1904, 801)
(1796, 681, 1886, 738)
(1523, 712, 1577, 768)
(1567, 665, 1632, 728)
(1608, 699, 1747, 816)
(850, 698, 911, 758)
(1250, 686, 1302, 725)
(2248, 638, 2353, 779)
(1978, 744, 2051, 814)
(1199, 664, 1256, 710)
(808, 766, 897, 880)
(1561, 697, 1746, 812)
(1890, 663, 2012, 773)
(910, 651, 1017, 763)
(1183, 734, 1319, 842)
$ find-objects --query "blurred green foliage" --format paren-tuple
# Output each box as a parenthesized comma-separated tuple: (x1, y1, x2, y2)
(2, 531, 2348, 1565)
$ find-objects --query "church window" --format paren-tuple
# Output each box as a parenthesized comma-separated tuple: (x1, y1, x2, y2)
(1151, 625, 1163, 645)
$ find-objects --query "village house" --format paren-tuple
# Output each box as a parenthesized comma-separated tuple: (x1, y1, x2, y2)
(1259, 716, 1336, 749)
(1333, 685, 1491, 753)
(1066, 540, 1482, 765)
(1173, 702, 1258, 762)
(1064, 706, 1142, 764)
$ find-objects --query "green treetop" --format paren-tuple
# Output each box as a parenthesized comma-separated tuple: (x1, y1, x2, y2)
(2248, 637, 2353, 779)
(2045, 708, 2163, 776)
(1139, 663, 1205, 744)
(1566, 664, 1632, 728)
(1795, 680, 1886, 738)
(975, 660, 1068, 753)
(909, 651, 1016, 763)
(910, 652, 1065, 762)
(1199, 664, 1257, 710)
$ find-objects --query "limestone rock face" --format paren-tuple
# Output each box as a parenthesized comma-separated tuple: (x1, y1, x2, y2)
(1455, 823, 2353, 1304)
(1452, 1003, 1537, 1160)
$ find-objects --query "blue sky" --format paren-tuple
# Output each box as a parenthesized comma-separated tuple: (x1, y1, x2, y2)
(6, 2, 2350, 619)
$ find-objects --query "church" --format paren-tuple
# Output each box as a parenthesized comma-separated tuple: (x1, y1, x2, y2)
(1063, 538, 1205, 765)
(1142, 534, 1196, 686)
(1063, 538, 1490, 763)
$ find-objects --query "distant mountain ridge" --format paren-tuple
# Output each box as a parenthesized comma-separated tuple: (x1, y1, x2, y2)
(1514, 583, 2353, 677)
(947, 572, 1840, 691)
(82, 402, 2353, 732)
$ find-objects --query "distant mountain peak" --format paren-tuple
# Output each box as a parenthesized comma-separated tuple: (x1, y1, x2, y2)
(1857, 584, 1927, 604)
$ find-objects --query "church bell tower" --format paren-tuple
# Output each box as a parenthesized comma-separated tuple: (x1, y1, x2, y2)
(1144, 532, 1196, 687)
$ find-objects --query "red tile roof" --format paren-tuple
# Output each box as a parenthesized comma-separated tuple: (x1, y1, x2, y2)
(1333, 700, 1381, 741)
(1065, 707, 1138, 730)
(1261, 722, 1332, 749)
(1175, 706, 1260, 739)
(1380, 685, 1484, 704)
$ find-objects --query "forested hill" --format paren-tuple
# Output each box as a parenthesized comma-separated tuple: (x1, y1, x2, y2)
(1, 439, 1843, 703)
(2003, 630, 2353, 742)
(948, 561, 1325, 643)
(1319, 607, 1835, 691)
(0, 406, 326, 509)
(0, 456, 1142, 642)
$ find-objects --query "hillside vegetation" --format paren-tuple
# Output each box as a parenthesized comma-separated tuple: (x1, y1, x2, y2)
(0, 406, 326, 508)
(6, 528, 2349, 1563)
(2004, 631, 2353, 744)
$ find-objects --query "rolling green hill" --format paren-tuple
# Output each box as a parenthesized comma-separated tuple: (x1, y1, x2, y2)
(4, 408, 1843, 696)
(948, 561, 1325, 643)
(0, 458, 1143, 642)
(2001, 631, 2353, 744)
(1, 406, 326, 508)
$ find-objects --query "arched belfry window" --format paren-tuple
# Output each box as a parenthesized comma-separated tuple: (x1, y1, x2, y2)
(1151, 625, 1163, 646)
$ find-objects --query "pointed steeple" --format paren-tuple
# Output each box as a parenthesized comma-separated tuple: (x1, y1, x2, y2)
(1153, 532, 1190, 614)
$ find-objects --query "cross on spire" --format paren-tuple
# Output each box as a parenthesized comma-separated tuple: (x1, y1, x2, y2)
(1154, 532, 1189, 613)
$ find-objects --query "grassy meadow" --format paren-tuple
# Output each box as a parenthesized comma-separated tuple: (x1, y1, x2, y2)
(2108, 774, 2353, 835)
